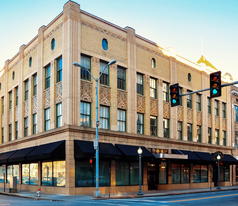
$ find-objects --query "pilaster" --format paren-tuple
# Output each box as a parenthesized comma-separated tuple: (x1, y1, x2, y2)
(28, 77, 32, 135)
(201, 71, 208, 143)
(110, 64, 117, 131)
(211, 99, 215, 144)
(50, 60, 56, 129)
(158, 79, 163, 137)
(219, 101, 223, 145)
(183, 88, 188, 140)
(4, 60, 9, 142)
(192, 93, 197, 142)
(144, 75, 150, 136)
(227, 86, 231, 147)
(12, 89, 15, 140)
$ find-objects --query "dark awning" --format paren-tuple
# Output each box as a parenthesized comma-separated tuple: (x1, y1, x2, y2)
(193, 151, 213, 162)
(222, 154, 238, 164)
(0, 150, 18, 164)
(115, 144, 154, 160)
(8, 146, 37, 163)
(172, 149, 201, 161)
(74, 140, 122, 159)
(26, 141, 65, 161)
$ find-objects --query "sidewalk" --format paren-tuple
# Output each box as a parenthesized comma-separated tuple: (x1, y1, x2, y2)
(0, 185, 238, 201)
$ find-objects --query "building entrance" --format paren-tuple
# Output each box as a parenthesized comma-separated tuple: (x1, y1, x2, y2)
(147, 162, 157, 190)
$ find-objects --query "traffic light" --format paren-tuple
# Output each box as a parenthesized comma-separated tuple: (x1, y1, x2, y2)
(170, 83, 180, 107)
(210, 71, 221, 98)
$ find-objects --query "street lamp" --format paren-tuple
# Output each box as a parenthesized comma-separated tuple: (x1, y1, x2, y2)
(73, 59, 117, 198)
(217, 154, 221, 190)
(137, 147, 143, 195)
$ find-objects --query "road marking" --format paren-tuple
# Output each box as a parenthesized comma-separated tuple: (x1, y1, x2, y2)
(0, 204, 10, 205)
(169, 193, 238, 202)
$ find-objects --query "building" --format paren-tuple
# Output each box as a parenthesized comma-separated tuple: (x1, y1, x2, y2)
(0, 1, 237, 195)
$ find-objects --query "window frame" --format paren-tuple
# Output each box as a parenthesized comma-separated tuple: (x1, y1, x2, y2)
(137, 73, 143, 95)
(44, 108, 50, 131)
(215, 100, 219, 116)
(215, 129, 219, 145)
(24, 117, 28, 137)
(117, 66, 126, 90)
(150, 78, 157, 99)
(100, 61, 109, 86)
(56, 57, 62, 83)
(150, 116, 157, 136)
(9, 124, 12, 141)
(187, 123, 192, 141)
(197, 125, 201, 143)
(80, 102, 91, 127)
(33, 74, 37, 96)
(15, 122, 18, 140)
(208, 97, 211, 114)
(163, 118, 170, 138)
(222, 102, 226, 118)
(15, 87, 18, 106)
(80, 54, 91, 81)
(33, 113, 37, 134)
(25, 80, 29, 101)
(187, 90, 192, 109)
(208, 128, 211, 144)
(100, 106, 110, 130)
(163, 82, 169, 102)
(137, 113, 144, 134)
(45, 65, 51, 89)
(223, 131, 226, 146)
(9, 91, 12, 110)
(56, 103, 62, 128)
(196, 94, 201, 111)
(178, 121, 182, 140)
(117, 109, 126, 132)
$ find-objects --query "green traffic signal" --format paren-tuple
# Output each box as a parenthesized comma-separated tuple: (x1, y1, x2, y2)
(170, 83, 180, 107)
(210, 71, 221, 98)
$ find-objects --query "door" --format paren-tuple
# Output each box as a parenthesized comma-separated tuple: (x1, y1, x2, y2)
(148, 171, 157, 190)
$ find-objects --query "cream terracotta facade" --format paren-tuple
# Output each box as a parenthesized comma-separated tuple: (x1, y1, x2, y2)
(0, 1, 237, 195)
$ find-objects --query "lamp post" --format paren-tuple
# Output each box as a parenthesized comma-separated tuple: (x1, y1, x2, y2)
(73, 59, 116, 198)
(137, 147, 143, 195)
(217, 154, 221, 190)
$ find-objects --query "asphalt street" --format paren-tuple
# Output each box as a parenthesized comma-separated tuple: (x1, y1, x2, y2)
(0, 190, 238, 205)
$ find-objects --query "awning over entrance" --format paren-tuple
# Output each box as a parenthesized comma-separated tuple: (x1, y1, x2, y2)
(115, 144, 154, 160)
(172, 149, 201, 161)
(74, 140, 123, 159)
(26, 140, 65, 161)
(222, 154, 238, 164)
(0, 150, 18, 164)
(8, 146, 37, 163)
(193, 151, 213, 162)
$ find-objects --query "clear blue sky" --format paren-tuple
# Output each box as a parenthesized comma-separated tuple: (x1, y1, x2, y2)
(0, 0, 238, 79)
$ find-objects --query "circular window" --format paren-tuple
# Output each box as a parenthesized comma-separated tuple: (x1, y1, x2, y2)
(29, 57, 32, 68)
(51, 38, 55, 50)
(188, 73, 191, 82)
(12, 71, 15, 80)
(151, 58, 156, 69)
(102, 38, 108, 50)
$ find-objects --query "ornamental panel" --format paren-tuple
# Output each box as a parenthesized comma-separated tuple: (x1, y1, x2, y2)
(215, 116, 220, 129)
(24, 100, 28, 117)
(137, 95, 145, 113)
(222, 118, 227, 131)
(99, 85, 111, 106)
(32, 96, 37, 114)
(187, 108, 193, 124)
(117, 90, 127, 109)
(208, 114, 212, 128)
(15, 106, 19, 122)
(163, 101, 170, 119)
(197, 111, 202, 126)
(81, 80, 92, 102)
(9, 110, 12, 124)
(150, 98, 158, 116)
(177, 106, 183, 121)
(56, 82, 62, 104)
(44, 88, 50, 109)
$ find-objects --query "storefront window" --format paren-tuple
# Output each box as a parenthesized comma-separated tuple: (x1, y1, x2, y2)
(224, 165, 230, 181)
(201, 165, 208, 182)
(7, 165, 12, 183)
(193, 165, 201, 183)
(0, 166, 3, 183)
(30, 163, 38, 185)
(236, 165, 238, 182)
(116, 162, 129, 186)
(42, 162, 52, 186)
(130, 162, 139, 185)
(22, 164, 29, 184)
(6, 165, 19, 184)
(172, 164, 180, 184)
(158, 161, 167, 184)
(53, 161, 65, 187)
(181, 164, 190, 183)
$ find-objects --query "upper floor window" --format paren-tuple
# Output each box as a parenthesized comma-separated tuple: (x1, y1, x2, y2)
(215, 129, 219, 145)
(9, 91, 12, 110)
(179, 87, 182, 106)
(197, 126, 201, 143)
(178, 121, 182, 140)
(137, 113, 144, 134)
(150, 116, 157, 136)
(100, 106, 109, 130)
(33, 74, 37, 96)
(150, 78, 156, 99)
(196, 94, 201, 111)
(15, 87, 18, 106)
(117, 66, 126, 90)
(25, 80, 29, 101)
(163, 82, 169, 102)
(187, 90, 192, 109)
(208, 97, 211, 114)
(80, 102, 90, 127)
(29, 57, 32, 68)
(51, 38, 55, 50)
(215, 100, 219, 116)
(56, 103, 62, 128)
(235, 106, 238, 122)
(100, 61, 109, 86)
(44, 108, 50, 131)
(208, 128, 211, 144)
(118, 109, 126, 132)
(45, 65, 51, 89)
(57, 57, 62, 83)
(1, 97, 4, 113)
(137, 73, 143, 95)
(163, 118, 169, 138)
(222, 102, 226, 118)
(9, 124, 12, 142)
(81, 55, 91, 81)
(222, 131, 226, 146)
(151, 58, 156, 69)
(102, 38, 108, 50)
(12, 71, 15, 80)
(33, 113, 37, 135)
(24, 117, 28, 137)
(188, 73, 191, 82)
(187, 123, 192, 141)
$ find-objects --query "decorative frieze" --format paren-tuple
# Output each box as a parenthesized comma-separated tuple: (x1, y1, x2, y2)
(215, 116, 220, 129)
(197, 111, 202, 126)
(117, 90, 127, 110)
(15, 106, 19, 122)
(137, 95, 145, 113)
(56, 82, 63, 104)
(177, 106, 183, 121)
(163, 101, 170, 119)
(44, 88, 50, 109)
(9, 110, 12, 124)
(222, 118, 227, 131)
(24, 100, 29, 117)
(208, 114, 212, 128)
(32, 95, 37, 114)
(187, 108, 193, 124)
(99, 85, 111, 106)
(150, 98, 158, 116)
(81, 80, 92, 102)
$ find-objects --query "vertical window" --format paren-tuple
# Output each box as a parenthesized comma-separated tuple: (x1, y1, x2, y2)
(80, 55, 91, 81)
(29, 57, 32, 67)
(45, 65, 51, 89)
(150, 116, 157, 136)
(178, 121, 182, 140)
(223, 131, 226, 146)
(163, 82, 169, 102)
(179, 88, 182, 106)
(151, 58, 156, 68)
(25, 80, 29, 101)
(208, 97, 211, 114)
(197, 126, 201, 143)
(117, 110, 126, 132)
(235, 131, 238, 148)
(12, 71, 15, 80)
(24, 117, 28, 137)
(1, 127, 3, 143)
(137, 113, 144, 134)
(57, 57, 62, 83)
(117, 66, 126, 90)
(222, 103, 226, 118)
(2, 97, 4, 113)
(215, 129, 219, 145)
(51, 38, 55, 50)
(208, 128, 211, 144)
(100, 61, 109, 86)
(9, 124, 12, 141)
(80, 102, 90, 127)
(33, 74, 37, 96)
(235, 106, 238, 122)
(9, 91, 12, 110)
(45, 108, 50, 131)
(102, 38, 108, 50)
(137, 73, 143, 95)
(215, 100, 219, 116)
(15, 122, 18, 140)
(100, 106, 109, 130)
(181, 164, 190, 183)
(56, 103, 62, 128)
(172, 164, 180, 184)
(188, 73, 191, 82)
(15, 87, 18, 106)
(187, 123, 192, 141)
(163, 118, 169, 138)
(158, 161, 167, 184)
(187, 90, 192, 109)
(196, 94, 201, 111)
(150, 78, 156, 98)
(33, 113, 37, 134)
(30, 163, 38, 185)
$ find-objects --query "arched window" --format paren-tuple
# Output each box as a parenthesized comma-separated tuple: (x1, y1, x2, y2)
(12, 71, 15, 80)
(51, 38, 55, 50)
(151, 58, 156, 69)
(102, 38, 108, 50)
(29, 57, 32, 68)
(188, 73, 191, 82)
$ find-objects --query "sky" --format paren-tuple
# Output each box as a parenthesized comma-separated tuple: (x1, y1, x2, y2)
(0, 0, 238, 79)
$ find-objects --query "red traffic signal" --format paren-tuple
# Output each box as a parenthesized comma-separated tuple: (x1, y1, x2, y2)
(210, 71, 221, 98)
(170, 83, 180, 107)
